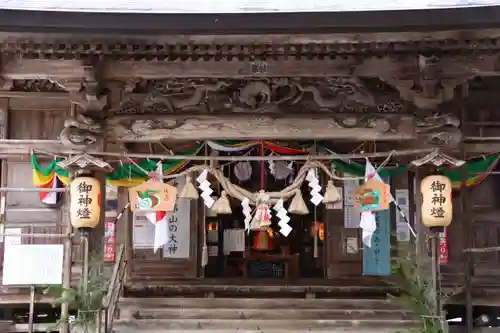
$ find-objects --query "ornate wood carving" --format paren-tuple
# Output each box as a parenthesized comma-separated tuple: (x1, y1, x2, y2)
(381, 54, 499, 109)
(4, 31, 500, 60)
(107, 113, 416, 141)
(55, 112, 460, 147)
(60, 114, 104, 149)
(118, 78, 404, 115)
(10, 79, 68, 93)
(56, 76, 461, 148)
(2, 54, 496, 110)
(69, 61, 107, 111)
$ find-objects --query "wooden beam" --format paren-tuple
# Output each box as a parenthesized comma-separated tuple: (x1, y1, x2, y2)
(7, 29, 500, 46)
(108, 114, 416, 141)
(2, 59, 84, 80)
(0, 140, 79, 157)
(463, 143, 500, 153)
(0, 57, 401, 80)
(106, 59, 356, 79)
(471, 210, 500, 222)
(0, 55, 496, 88)
(0, 91, 69, 100)
(0, 138, 490, 157)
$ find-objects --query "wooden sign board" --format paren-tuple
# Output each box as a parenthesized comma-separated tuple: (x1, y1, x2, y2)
(129, 179, 177, 212)
(354, 179, 390, 212)
(3, 244, 64, 285)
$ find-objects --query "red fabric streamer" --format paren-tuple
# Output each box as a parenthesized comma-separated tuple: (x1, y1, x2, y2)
(264, 141, 307, 155)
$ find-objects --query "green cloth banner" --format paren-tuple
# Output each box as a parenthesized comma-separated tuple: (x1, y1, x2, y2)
(30, 139, 500, 189)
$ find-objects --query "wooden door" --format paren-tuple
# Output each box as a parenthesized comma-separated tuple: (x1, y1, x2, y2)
(127, 185, 200, 283)
(325, 209, 363, 278)
(446, 175, 500, 278)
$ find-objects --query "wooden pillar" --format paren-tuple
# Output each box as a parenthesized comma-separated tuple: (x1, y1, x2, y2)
(87, 171, 106, 256)
(460, 84, 474, 333)
(407, 170, 416, 245)
(414, 168, 424, 258)
(60, 179, 72, 333)
(115, 187, 132, 281)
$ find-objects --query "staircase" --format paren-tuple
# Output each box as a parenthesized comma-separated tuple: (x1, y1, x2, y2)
(114, 297, 417, 333)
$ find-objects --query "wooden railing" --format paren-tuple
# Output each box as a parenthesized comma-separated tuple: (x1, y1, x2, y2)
(100, 245, 127, 333)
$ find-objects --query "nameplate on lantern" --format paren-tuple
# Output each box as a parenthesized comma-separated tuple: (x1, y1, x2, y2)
(129, 179, 177, 212)
(421, 175, 452, 228)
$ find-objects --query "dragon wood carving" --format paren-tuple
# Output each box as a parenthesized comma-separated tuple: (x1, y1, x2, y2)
(121, 77, 380, 114)
(58, 78, 462, 149)
(415, 113, 462, 147)
(60, 114, 104, 149)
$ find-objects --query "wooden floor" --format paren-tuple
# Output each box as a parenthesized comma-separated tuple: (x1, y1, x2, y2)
(124, 276, 398, 298)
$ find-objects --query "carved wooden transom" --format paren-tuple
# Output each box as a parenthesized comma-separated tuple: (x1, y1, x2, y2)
(115, 77, 408, 115)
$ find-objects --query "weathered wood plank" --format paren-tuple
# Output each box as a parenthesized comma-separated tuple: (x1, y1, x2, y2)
(6, 29, 500, 47)
(106, 59, 356, 79)
(109, 114, 416, 141)
(0, 140, 79, 157)
(113, 318, 417, 331)
(118, 297, 396, 309)
(0, 91, 69, 100)
(463, 142, 500, 153)
(9, 109, 69, 140)
(3, 59, 84, 80)
(124, 307, 412, 320)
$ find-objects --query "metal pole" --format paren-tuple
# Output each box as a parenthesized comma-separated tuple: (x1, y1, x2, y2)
(0, 187, 67, 192)
(430, 232, 442, 318)
(0, 232, 72, 238)
(93, 148, 435, 161)
(83, 234, 89, 290)
(28, 284, 35, 333)
(60, 185, 73, 333)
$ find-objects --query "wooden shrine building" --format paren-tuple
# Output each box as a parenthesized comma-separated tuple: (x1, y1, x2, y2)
(1, 4, 500, 332)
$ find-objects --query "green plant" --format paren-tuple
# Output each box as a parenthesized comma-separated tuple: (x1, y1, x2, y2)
(388, 246, 448, 333)
(44, 251, 109, 333)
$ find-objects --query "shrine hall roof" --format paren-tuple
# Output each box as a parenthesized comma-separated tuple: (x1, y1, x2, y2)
(2, 1, 500, 35)
(2, 0, 500, 13)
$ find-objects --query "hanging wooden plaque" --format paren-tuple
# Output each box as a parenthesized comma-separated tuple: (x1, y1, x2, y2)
(129, 179, 177, 212)
(354, 179, 390, 212)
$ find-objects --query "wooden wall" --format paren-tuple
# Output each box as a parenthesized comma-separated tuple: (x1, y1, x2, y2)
(445, 174, 500, 280)
(0, 97, 73, 287)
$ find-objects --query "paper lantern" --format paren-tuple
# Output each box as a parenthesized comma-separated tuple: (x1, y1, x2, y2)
(421, 175, 452, 228)
(253, 229, 273, 251)
(311, 221, 325, 241)
(70, 177, 101, 229)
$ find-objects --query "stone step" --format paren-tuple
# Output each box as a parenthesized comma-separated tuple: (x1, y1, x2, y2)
(113, 318, 418, 332)
(0, 320, 14, 332)
(122, 307, 413, 320)
(119, 297, 399, 310)
(114, 329, 415, 333)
